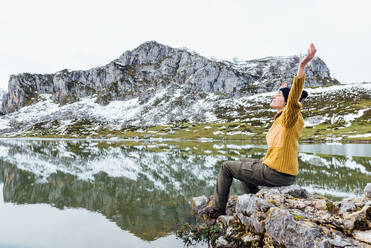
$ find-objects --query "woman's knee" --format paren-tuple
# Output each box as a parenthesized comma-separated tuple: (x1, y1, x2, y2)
(221, 161, 240, 176)
(221, 161, 232, 171)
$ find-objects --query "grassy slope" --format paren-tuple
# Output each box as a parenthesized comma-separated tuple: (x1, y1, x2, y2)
(6, 85, 371, 143)
(18, 113, 370, 143)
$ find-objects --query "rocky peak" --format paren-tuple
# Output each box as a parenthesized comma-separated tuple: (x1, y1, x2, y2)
(118, 40, 176, 65)
(0, 41, 339, 114)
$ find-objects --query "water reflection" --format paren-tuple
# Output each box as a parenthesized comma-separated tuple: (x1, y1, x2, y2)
(299, 143, 371, 157)
(0, 139, 370, 242)
(0, 184, 185, 248)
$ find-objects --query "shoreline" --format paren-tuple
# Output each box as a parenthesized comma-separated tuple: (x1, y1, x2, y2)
(0, 136, 370, 144)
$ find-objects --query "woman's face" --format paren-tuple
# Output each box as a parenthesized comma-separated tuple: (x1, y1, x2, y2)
(270, 90, 286, 110)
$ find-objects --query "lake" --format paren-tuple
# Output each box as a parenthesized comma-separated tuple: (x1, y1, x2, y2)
(0, 138, 370, 247)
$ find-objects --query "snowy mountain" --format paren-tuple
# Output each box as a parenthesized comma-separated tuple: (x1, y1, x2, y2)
(0, 41, 369, 142)
(1, 41, 336, 114)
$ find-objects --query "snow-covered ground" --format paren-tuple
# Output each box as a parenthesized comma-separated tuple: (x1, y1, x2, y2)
(0, 83, 369, 137)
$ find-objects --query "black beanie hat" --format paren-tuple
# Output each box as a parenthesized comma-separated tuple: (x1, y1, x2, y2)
(279, 87, 308, 103)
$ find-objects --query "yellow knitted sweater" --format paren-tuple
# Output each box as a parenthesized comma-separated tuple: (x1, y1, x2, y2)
(262, 75, 305, 176)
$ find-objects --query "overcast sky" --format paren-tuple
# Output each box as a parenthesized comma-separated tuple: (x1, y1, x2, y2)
(1, 0, 370, 90)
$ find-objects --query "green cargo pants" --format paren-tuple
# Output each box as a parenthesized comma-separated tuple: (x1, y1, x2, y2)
(212, 158, 296, 212)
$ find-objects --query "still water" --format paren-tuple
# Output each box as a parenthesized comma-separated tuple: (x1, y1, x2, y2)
(0, 138, 370, 247)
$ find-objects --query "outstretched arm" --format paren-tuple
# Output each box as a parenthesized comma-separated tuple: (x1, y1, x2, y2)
(283, 43, 317, 127)
(297, 43, 317, 78)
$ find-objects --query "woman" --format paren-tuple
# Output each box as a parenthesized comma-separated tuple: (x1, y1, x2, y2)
(204, 43, 317, 219)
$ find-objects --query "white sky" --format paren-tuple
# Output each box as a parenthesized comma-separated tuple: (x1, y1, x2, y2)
(1, 0, 370, 90)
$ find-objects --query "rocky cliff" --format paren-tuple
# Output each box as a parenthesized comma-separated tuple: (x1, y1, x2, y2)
(0, 41, 337, 114)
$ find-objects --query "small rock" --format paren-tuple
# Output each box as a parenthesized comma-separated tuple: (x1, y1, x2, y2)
(285, 198, 307, 210)
(342, 204, 371, 230)
(192, 195, 208, 211)
(266, 194, 285, 207)
(236, 194, 274, 233)
(236, 194, 274, 216)
(315, 199, 328, 210)
(241, 233, 261, 244)
(218, 215, 235, 227)
(312, 210, 331, 223)
(315, 239, 331, 248)
(343, 216, 356, 230)
(215, 236, 233, 248)
(353, 230, 371, 244)
(257, 188, 285, 206)
(327, 236, 352, 247)
(365, 183, 371, 200)
(339, 198, 357, 215)
(257, 187, 281, 198)
(225, 226, 234, 237)
(265, 207, 322, 247)
(304, 205, 316, 217)
(281, 185, 309, 198)
(238, 215, 265, 234)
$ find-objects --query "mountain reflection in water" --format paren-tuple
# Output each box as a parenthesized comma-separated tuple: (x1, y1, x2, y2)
(0, 139, 370, 241)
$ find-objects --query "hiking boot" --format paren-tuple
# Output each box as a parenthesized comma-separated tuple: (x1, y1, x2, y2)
(202, 207, 226, 219)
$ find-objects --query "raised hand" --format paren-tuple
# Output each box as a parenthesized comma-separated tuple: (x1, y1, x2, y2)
(299, 43, 317, 68)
